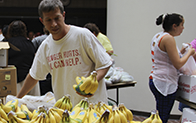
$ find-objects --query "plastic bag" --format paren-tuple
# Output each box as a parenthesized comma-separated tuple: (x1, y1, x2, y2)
(179, 43, 196, 75)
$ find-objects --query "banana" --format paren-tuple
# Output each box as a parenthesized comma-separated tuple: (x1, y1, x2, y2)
(76, 76, 84, 85)
(88, 103, 100, 123)
(60, 98, 68, 110)
(113, 109, 121, 123)
(70, 99, 84, 119)
(31, 110, 39, 121)
(48, 109, 56, 123)
(5, 100, 12, 106)
(142, 112, 154, 123)
(79, 73, 94, 91)
(0, 106, 8, 121)
(151, 110, 162, 123)
(75, 109, 87, 123)
(119, 103, 133, 122)
(49, 107, 62, 123)
(51, 107, 64, 117)
(60, 110, 78, 123)
(13, 115, 30, 123)
(108, 109, 114, 123)
(0, 116, 7, 123)
(15, 111, 27, 119)
(21, 104, 33, 120)
(116, 109, 127, 123)
(16, 106, 22, 112)
(54, 96, 66, 108)
(93, 109, 110, 123)
(2, 99, 18, 113)
(88, 71, 98, 94)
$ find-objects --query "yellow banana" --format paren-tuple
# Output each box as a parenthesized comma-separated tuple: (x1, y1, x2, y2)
(75, 109, 87, 123)
(88, 71, 99, 94)
(5, 100, 12, 106)
(54, 96, 66, 108)
(70, 99, 84, 119)
(1, 99, 18, 113)
(0, 116, 7, 123)
(13, 115, 30, 123)
(116, 109, 127, 123)
(31, 110, 39, 121)
(88, 103, 100, 123)
(113, 109, 121, 123)
(51, 107, 64, 117)
(49, 108, 62, 123)
(21, 104, 33, 120)
(16, 106, 22, 112)
(151, 110, 162, 123)
(94, 109, 110, 123)
(119, 103, 133, 122)
(79, 73, 93, 91)
(76, 76, 83, 85)
(0, 106, 8, 121)
(108, 110, 114, 123)
(15, 111, 27, 119)
(142, 112, 154, 123)
(48, 109, 56, 123)
(60, 110, 78, 123)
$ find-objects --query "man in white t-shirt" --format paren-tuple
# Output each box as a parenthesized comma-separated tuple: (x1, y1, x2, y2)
(17, 0, 112, 106)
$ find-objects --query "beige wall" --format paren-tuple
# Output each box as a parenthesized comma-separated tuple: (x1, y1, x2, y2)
(107, 0, 196, 115)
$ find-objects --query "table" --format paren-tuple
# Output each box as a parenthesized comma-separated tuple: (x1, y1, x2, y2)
(176, 97, 196, 110)
(106, 81, 137, 105)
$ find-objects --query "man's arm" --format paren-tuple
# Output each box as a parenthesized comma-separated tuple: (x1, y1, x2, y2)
(17, 73, 39, 98)
(96, 66, 111, 82)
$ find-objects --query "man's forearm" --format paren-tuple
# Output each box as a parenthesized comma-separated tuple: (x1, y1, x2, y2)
(17, 73, 39, 98)
(96, 66, 110, 82)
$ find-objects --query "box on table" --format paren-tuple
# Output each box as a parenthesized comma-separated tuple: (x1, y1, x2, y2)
(0, 65, 17, 97)
(177, 74, 196, 103)
(0, 42, 10, 67)
(181, 108, 196, 123)
(0, 42, 20, 67)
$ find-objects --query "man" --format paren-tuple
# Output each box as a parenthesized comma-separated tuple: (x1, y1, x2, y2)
(17, 0, 112, 106)
(84, 23, 114, 56)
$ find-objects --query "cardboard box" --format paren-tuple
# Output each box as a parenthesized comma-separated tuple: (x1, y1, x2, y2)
(0, 42, 10, 67)
(0, 65, 17, 97)
(181, 108, 196, 123)
(177, 75, 196, 103)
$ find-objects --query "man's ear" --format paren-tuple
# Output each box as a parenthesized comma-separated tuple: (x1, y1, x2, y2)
(39, 17, 43, 24)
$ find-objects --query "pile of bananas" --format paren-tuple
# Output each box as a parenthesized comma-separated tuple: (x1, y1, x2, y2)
(73, 71, 98, 96)
(0, 94, 163, 123)
(54, 94, 72, 111)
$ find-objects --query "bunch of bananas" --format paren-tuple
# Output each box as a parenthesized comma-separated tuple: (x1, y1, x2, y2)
(30, 105, 64, 123)
(60, 110, 78, 123)
(141, 110, 162, 123)
(7, 111, 30, 123)
(1, 99, 18, 113)
(108, 105, 128, 123)
(73, 71, 99, 96)
(54, 94, 73, 111)
(94, 101, 112, 116)
(70, 98, 89, 122)
(118, 103, 133, 122)
(83, 103, 101, 123)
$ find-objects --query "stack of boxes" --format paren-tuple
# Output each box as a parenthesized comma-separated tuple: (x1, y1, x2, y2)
(0, 42, 17, 104)
(177, 75, 196, 123)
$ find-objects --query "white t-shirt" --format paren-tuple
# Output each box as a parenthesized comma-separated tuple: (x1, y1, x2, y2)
(150, 31, 179, 96)
(30, 25, 112, 106)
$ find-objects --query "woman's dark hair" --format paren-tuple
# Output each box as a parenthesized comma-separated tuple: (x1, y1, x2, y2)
(84, 23, 100, 35)
(8, 20, 27, 38)
(156, 13, 183, 32)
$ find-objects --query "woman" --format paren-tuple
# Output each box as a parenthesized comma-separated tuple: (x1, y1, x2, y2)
(149, 13, 195, 123)
(5, 20, 40, 96)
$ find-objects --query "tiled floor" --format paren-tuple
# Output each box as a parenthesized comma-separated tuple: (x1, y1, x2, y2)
(133, 115, 180, 123)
